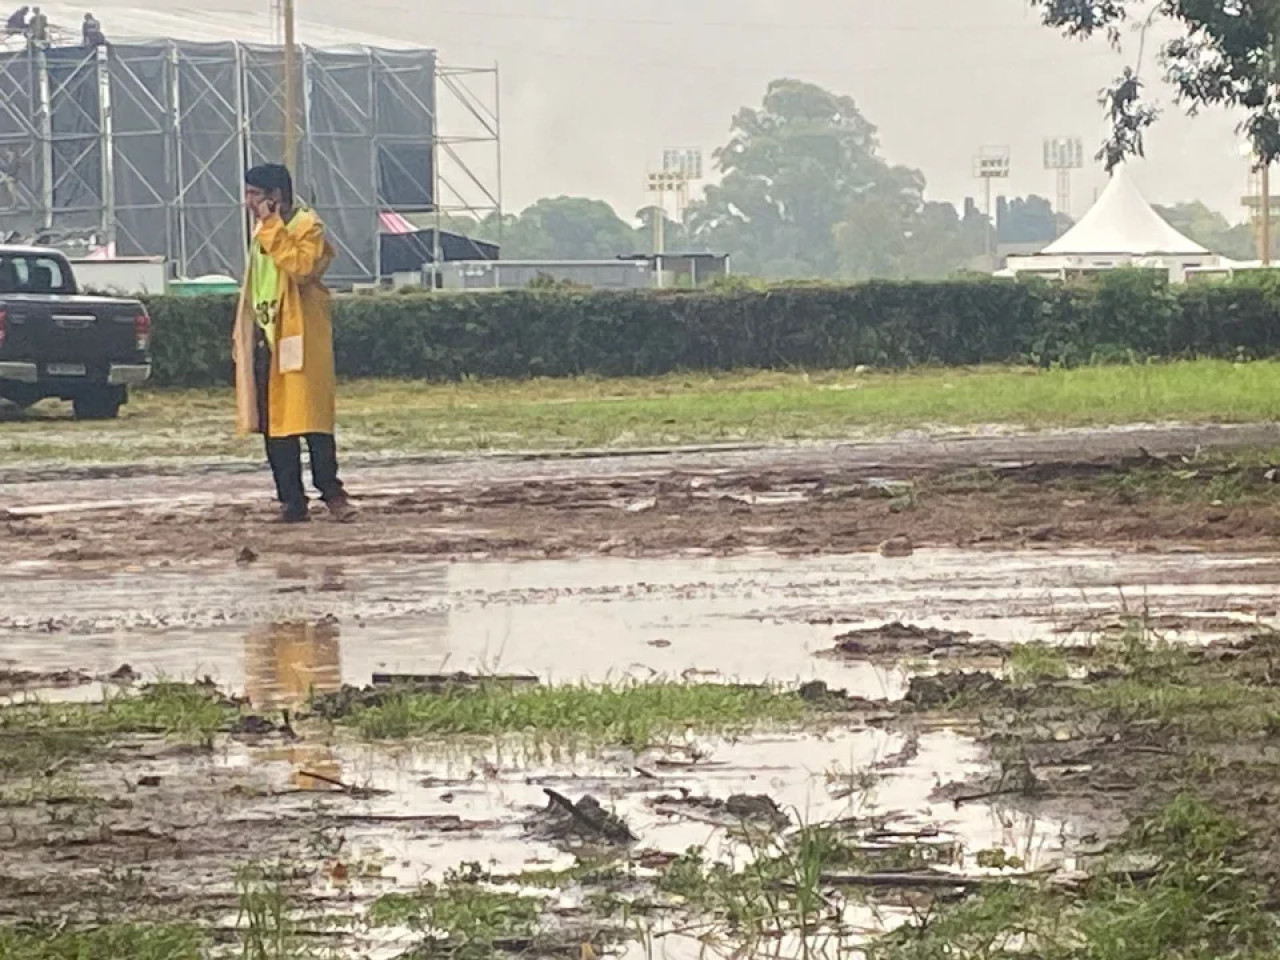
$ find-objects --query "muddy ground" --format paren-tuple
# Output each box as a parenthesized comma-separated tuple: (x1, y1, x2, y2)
(2, 423, 1279, 564)
(2, 425, 1280, 956)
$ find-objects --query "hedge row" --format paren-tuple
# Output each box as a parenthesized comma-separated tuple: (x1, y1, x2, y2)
(145, 271, 1280, 388)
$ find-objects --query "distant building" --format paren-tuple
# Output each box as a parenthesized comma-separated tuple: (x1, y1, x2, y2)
(438, 253, 730, 291)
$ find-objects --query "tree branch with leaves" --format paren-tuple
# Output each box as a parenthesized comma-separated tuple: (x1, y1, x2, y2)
(1032, 0, 1280, 167)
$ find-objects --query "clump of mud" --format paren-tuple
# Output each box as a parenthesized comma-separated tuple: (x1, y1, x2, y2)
(649, 790, 789, 829)
(0, 663, 138, 697)
(823, 622, 977, 659)
(528, 789, 637, 847)
(905, 671, 1005, 709)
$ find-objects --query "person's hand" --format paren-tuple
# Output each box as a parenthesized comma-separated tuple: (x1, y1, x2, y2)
(249, 194, 278, 222)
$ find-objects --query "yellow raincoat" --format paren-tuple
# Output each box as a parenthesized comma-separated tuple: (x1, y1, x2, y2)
(232, 208, 337, 437)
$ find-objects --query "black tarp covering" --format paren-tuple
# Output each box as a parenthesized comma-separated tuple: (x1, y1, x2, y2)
(379, 229, 497, 275)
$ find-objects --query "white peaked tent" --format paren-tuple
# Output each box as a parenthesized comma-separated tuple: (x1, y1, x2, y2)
(1002, 165, 1221, 282)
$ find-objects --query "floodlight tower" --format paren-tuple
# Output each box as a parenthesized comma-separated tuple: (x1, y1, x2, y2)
(973, 146, 1010, 269)
(646, 148, 702, 255)
(1043, 136, 1083, 229)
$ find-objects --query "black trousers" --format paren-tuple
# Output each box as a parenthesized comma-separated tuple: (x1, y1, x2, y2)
(255, 341, 345, 509)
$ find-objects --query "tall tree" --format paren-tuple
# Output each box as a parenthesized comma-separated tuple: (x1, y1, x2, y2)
(688, 79, 902, 279)
(1030, 1, 1280, 167)
(996, 195, 1063, 245)
(1153, 201, 1260, 260)
(482, 197, 638, 260)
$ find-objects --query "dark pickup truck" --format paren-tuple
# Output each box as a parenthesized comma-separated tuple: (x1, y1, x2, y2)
(0, 245, 152, 420)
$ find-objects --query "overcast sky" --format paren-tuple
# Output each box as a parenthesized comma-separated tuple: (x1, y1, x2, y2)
(84, 0, 1252, 222)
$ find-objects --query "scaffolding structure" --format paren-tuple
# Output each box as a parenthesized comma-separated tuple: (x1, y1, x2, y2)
(0, 38, 501, 285)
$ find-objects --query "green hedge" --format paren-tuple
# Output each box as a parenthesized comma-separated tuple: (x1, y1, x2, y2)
(144, 271, 1280, 388)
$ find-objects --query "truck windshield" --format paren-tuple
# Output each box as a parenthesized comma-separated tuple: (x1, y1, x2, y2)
(0, 253, 74, 295)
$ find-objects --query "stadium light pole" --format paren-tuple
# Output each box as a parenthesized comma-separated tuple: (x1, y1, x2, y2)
(973, 146, 1010, 271)
(1043, 136, 1083, 233)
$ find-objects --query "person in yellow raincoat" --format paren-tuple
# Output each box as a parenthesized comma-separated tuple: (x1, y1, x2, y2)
(232, 164, 355, 524)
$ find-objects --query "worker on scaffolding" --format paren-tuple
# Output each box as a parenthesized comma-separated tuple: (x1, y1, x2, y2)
(233, 163, 356, 525)
(4, 6, 29, 35)
(82, 12, 104, 47)
(24, 5, 46, 49)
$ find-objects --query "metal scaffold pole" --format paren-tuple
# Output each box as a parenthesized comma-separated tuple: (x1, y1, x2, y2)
(283, 0, 297, 172)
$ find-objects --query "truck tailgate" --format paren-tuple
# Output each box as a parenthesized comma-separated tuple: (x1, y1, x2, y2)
(1, 294, 144, 364)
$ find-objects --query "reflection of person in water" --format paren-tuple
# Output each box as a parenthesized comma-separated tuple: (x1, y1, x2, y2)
(243, 619, 342, 710)
(243, 619, 344, 788)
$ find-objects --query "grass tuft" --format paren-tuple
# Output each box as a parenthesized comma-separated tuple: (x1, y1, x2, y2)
(368, 864, 542, 954)
(0, 923, 207, 960)
(342, 681, 809, 748)
(0, 683, 240, 777)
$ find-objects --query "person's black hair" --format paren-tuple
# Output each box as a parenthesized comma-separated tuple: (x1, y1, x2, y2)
(245, 163, 294, 205)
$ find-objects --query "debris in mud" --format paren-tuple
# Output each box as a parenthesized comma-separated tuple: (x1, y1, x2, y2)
(796, 680, 895, 717)
(370, 671, 540, 690)
(872, 730, 921, 771)
(530, 789, 637, 846)
(1052, 613, 1256, 637)
(905, 671, 1005, 709)
(229, 713, 294, 738)
(0, 663, 140, 696)
(649, 790, 789, 829)
(105, 663, 139, 684)
(878, 535, 915, 558)
(235, 546, 258, 565)
(822, 622, 977, 659)
(0, 667, 92, 696)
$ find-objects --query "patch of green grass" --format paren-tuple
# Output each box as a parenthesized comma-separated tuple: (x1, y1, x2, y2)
(510, 861, 626, 890)
(0, 683, 240, 775)
(654, 820, 868, 947)
(341, 681, 809, 748)
(236, 864, 325, 960)
(0, 923, 208, 960)
(871, 795, 1280, 960)
(0, 682, 235, 739)
(1080, 677, 1280, 738)
(1105, 457, 1279, 505)
(1006, 645, 1070, 685)
(369, 864, 542, 953)
(5, 359, 1280, 464)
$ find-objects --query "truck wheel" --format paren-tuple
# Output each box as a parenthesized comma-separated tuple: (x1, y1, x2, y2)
(73, 387, 124, 421)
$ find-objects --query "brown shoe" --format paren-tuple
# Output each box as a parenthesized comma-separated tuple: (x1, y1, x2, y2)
(278, 502, 310, 524)
(327, 496, 357, 523)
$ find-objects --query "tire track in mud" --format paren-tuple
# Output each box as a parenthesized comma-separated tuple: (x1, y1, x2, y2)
(2, 421, 1277, 513)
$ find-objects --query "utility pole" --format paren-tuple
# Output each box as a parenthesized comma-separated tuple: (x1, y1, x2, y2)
(282, 0, 298, 173)
(1264, 161, 1272, 266)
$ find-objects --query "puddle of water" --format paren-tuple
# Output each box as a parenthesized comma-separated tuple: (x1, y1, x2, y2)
(0, 549, 1274, 705)
(3, 548, 1168, 952)
(216, 724, 1077, 952)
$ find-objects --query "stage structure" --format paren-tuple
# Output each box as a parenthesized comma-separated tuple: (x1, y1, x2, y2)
(0, 38, 500, 285)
